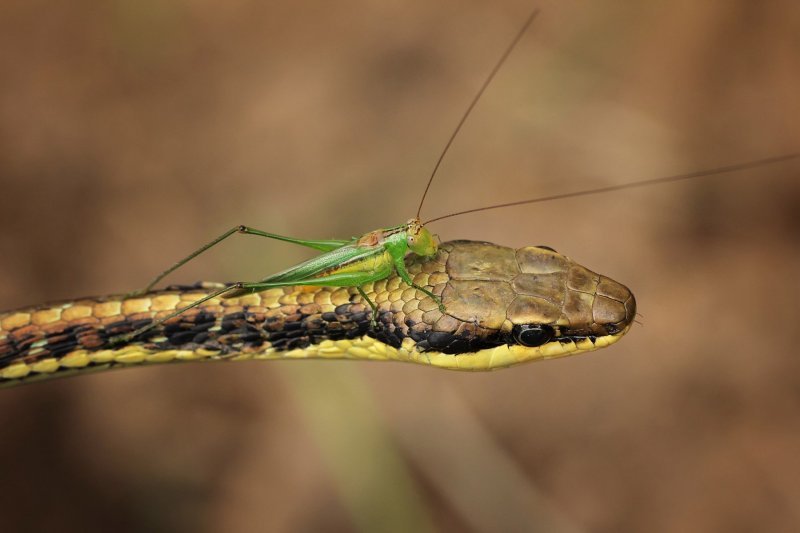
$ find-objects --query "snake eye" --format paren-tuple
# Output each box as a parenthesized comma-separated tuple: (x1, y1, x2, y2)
(512, 324, 553, 347)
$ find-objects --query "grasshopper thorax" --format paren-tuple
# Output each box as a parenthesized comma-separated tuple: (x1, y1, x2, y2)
(406, 218, 438, 257)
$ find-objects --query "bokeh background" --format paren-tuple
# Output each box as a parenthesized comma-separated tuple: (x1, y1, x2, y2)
(1, 1, 799, 532)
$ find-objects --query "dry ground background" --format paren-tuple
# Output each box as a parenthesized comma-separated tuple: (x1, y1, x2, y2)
(1, 1, 799, 532)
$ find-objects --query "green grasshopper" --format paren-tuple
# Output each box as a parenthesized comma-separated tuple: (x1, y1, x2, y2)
(117, 218, 441, 338)
(113, 9, 798, 345)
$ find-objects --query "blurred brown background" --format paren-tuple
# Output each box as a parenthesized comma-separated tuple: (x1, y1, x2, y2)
(1, 1, 799, 532)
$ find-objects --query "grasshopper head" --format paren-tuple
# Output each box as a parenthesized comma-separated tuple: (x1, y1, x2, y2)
(406, 218, 438, 257)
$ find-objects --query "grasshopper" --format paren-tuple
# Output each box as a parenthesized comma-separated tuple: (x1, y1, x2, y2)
(115, 218, 442, 344)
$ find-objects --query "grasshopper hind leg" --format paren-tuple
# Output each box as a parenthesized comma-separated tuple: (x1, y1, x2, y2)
(125, 225, 351, 298)
(110, 282, 249, 345)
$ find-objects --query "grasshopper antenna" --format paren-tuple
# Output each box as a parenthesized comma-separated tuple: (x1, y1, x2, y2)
(423, 153, 800, 224)
(416, 8, 540, 220)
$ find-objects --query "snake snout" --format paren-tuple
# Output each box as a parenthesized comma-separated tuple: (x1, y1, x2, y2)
(592, 276, 636, 335)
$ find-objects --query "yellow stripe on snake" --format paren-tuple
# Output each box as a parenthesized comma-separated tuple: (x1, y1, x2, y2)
(0, 241, 635, 387)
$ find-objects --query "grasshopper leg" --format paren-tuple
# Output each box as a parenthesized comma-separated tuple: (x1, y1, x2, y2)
(357, 286, 379, 327)
(112, 282, 248, 345)
(127, 225, 351, 298)
(391, 257, 446, 313)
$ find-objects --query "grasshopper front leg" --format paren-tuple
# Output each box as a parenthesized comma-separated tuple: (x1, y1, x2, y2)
(391, 256, 446, 313)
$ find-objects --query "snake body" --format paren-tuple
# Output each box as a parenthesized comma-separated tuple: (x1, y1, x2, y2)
(0, 241, 635, 387)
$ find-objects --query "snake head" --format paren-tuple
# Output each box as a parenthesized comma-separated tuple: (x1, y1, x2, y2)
(406, 218, 438, 257)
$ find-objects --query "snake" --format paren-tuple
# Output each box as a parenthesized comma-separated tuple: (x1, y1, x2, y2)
(0, 240, 636, 387)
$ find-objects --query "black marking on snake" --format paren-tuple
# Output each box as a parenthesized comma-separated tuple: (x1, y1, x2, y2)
(0, 291, 612, 369)
(0, 335, 30, 366)
(43, 326, 83, 358)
